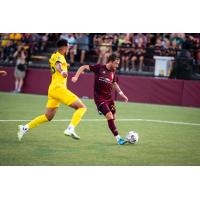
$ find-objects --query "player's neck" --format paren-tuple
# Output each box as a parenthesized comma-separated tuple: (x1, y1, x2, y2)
(58, 50, 65, 55)
(106, 63, 112, 71)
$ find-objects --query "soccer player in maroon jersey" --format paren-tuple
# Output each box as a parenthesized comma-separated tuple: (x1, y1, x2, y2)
(0, 70, 7, 76)
(72, 54, 128, 145)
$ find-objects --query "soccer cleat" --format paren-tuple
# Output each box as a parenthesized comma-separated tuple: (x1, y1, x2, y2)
(117, 137, 127, 145)
(17, 125, 27, 141)
(64, 128, 80, 140)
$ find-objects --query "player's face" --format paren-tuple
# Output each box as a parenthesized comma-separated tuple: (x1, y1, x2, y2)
(60, 46, 68, 55)
(111, 59, 120, 71)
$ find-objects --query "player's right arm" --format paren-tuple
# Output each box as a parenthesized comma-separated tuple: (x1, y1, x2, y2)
(71, 65, 90, 83)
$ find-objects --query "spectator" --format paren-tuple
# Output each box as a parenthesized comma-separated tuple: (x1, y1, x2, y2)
(77, 33, 89, 64)
(9, 33, 22, 41)
(154, 38, 163, 56)
(133, 33, 147, 47)
(13, 46, 28, 93)
(97, 35, 112, 64)
(192, 34, 200, 49)
(120, 35, 132, 72)
(169, 47, 193, 80)
(131, 41, 145, 72)
(162, 37, 177, 57)
(194, 50, 200, 74)
(146, 33, 154, 47)
(118, 33, 126, 46)
(60, 33, 77, 66)
(3, 40, 17, 63)
(170, 33, 184, 49)
(37, 33, 49, 52)
(48, 33, 61, 41)
(111, 34, 119, 55)
(21, 33, 35, 64)
(170, 40, 178, 57)
(92, 34, 103, 56)
(162, 38, 171, 56)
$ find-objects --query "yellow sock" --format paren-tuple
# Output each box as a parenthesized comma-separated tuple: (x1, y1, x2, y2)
(70, 107, 87, 127)
(27, 114, 48, 129)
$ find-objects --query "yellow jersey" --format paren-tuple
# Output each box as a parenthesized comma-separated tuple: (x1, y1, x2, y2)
(49, 51, 68, 90)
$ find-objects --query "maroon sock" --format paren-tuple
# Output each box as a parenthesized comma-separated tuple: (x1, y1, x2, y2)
(107, 119, 119, 136)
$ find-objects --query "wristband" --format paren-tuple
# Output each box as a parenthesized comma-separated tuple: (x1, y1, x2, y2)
(61, 71, 66, 75)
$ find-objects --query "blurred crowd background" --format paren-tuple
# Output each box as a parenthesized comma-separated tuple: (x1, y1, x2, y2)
(0, 33, 200, 78)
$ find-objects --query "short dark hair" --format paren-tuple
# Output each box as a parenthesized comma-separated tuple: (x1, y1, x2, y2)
(57, 39, 68, 48)
(107, 54, 120, 63)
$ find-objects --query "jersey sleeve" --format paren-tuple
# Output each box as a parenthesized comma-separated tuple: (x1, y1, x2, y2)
(56, 55, 64, 64)
(89, 64, 101, 73)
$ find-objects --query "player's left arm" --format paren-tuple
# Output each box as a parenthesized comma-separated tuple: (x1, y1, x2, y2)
(0, 70, 7, 76)
(56, 61, 68, 78)
(113, 82, 128, 102)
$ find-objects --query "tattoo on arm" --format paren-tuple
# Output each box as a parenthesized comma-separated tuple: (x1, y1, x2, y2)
(56, 62, 63, 73)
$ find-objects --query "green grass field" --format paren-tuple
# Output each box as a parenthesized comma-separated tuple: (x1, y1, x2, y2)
(0, 92, 200, 165)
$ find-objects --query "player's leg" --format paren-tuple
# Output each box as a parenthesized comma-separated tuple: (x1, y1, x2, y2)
(120, 55, 125, 71)
(14, 68, 21, 92)
(69, 99, 87, 127)
(64, 99, 87, 139)
(70, 49, 75, 65)
(58, 89, 87, 139)
(131, 56, 137, 72)
(27, 107, 57, 128)
(14, 77, 19, 92)
(125, 56, 129, 72)
(98, 101, 126, 145)
(80, 50, 86, 64)
(139, 56, 144, 72)
(18, 77, 24, 93)
(17, 96, 60, 141)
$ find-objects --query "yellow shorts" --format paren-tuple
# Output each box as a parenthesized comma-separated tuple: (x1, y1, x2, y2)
(46, 88, 79, 108)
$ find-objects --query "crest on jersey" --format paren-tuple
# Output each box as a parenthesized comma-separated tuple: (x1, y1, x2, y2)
(57, 56, 61, 61)
(102, 71, 106, 74)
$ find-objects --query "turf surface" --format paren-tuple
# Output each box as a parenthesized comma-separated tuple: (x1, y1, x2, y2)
(0, 92, 200, 165)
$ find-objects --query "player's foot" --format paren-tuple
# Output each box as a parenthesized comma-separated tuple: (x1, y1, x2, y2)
(17, 125, 28, 141)
(64, 128, 80, 140)
(117, 137, 127, 145)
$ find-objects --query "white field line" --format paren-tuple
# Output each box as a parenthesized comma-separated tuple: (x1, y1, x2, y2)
(0, 118, 200, 126)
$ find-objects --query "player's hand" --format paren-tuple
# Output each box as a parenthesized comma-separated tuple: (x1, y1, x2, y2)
(61, 71, 68, 78)
(71, 76, 78, 83)
(0, 71, 7, 76)
(122, 94, 128, 102)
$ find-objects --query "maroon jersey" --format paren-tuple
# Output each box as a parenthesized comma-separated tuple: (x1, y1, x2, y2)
(89, 64, 116, 101)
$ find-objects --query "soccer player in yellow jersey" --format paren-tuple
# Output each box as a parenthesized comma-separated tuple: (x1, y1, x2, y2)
(17, 39, 87, 141)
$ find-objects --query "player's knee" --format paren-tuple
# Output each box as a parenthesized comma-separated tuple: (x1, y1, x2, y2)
(78, 103, 87, 110)
(45, 113, 54, 121)
(82, 104, 87, 109)
(105, 112, 113, 120)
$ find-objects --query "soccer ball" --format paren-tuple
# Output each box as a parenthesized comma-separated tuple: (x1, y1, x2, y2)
(126, 131, 139, 144)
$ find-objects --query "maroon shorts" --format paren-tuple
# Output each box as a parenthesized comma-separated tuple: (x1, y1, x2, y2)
(95, 100, 116, 116)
